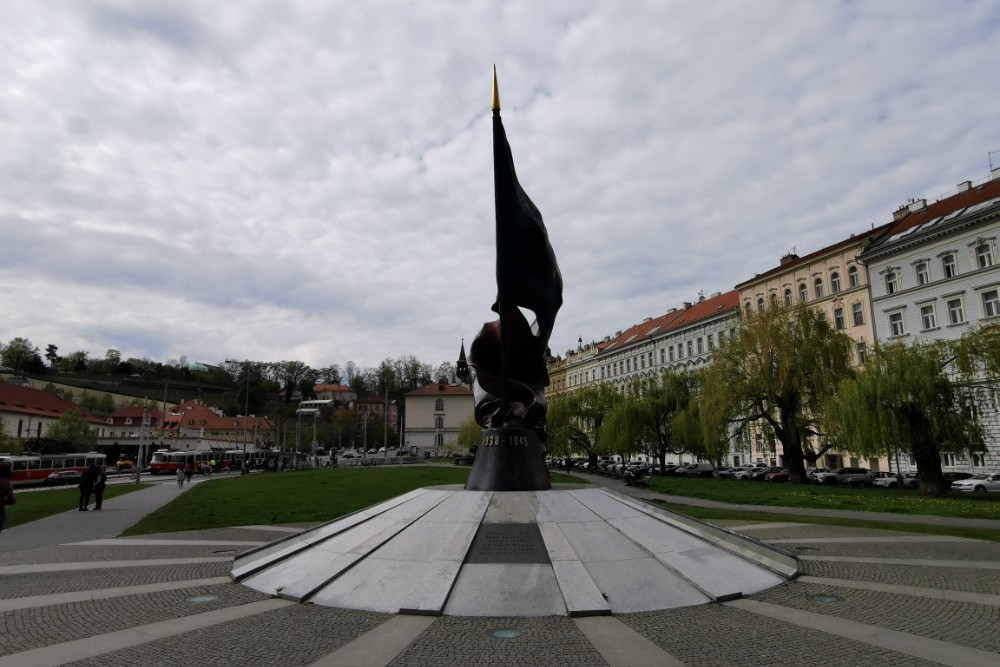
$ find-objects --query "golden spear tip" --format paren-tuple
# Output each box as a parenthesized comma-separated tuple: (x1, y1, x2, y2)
(492, 65, 500, 111)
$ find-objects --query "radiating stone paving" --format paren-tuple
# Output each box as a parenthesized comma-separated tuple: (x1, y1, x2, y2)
(2, 517, 1000, 666)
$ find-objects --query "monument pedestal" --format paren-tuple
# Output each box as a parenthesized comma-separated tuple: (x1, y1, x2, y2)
(464, 427, 551, 491)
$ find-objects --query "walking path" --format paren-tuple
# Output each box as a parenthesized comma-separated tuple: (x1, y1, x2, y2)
(1, 470, 998, 666)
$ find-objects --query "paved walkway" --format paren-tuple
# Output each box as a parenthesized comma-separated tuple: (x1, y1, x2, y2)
(1, 472, 999, 666)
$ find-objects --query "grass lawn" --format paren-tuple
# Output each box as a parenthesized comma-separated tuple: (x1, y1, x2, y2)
(645, 475, 1000, 520)
(123, 467, 585, 535)
(652, 501, 1000, 543)
(3, 484, 152, 529)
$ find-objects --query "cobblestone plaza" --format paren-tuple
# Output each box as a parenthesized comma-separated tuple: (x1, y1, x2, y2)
(1, 474, 998, 666)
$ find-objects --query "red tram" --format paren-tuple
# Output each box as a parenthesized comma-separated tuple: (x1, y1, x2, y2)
(0, 452, 107, 487)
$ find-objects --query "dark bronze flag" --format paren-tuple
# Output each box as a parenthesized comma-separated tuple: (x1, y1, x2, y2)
(492, 89, 562, 349)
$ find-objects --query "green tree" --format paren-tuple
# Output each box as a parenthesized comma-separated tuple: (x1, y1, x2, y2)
(600, 371, 699, 472)
(456, 416, 482, 449)
(45, 410, 99, 452)
(1, 337, 39, 374)
(45, 344, 59, 368)
(700, 304, 855, 484)
(825, 333, 997, 497)
(547, 384, 620, 468)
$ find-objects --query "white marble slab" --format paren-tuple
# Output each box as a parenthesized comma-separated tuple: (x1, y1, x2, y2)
(551, 560, 610, 616)
(558, 520, 648, 562)
(612, 515, 710, 555)
(536, 489, 602, 523)
(570, 488, 645, 520)
(483, 491, 542, 523)
(311, 559, 463, 614)
(584, 558, 710, 612)
(443, 564, 567, 616)
(537, 521, 578, 562)
(232, 488, 429, 578)
(657, 547, 786, 600)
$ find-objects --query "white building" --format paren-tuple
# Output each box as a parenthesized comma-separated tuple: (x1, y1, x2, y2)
(403, 381, 474, 454)
(860, 168, 1000, 473)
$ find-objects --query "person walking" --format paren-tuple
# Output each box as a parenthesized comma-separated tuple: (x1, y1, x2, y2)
(176, 467, 185, 489)
(78, 464, 99, 511)
(184, 462, 193, 484)
(0, 462, 16, 535)
(93, 465, 108, 510)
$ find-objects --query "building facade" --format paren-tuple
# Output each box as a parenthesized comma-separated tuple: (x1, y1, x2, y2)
(403, 381, 474, 454)
(860, 169, 1000, 473)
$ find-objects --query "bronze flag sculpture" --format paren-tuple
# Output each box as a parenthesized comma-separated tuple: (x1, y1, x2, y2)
(465, 69, 562, 491)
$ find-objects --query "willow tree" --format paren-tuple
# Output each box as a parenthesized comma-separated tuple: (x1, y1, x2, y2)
(600, 371, 699, 473)
(826, 331, 998, 497)
(700, 303, 855, 484)
(547, 383, 619, 467)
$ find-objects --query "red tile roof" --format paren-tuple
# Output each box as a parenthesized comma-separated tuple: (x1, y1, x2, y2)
(599, 290, 740, 355)
(872, 176, 1000, 249)
(314, 384, 352, 392)
(163, 400, 273, 432)
(0, 383, 103, 424)
(406, 383, 473, 397)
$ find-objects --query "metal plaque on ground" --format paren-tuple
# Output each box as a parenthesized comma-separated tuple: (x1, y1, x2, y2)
(465, 523, 551, 564)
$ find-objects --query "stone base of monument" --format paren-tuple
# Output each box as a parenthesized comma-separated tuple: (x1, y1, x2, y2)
(233, 486, 797, 617)
(464, 427, 551, 491)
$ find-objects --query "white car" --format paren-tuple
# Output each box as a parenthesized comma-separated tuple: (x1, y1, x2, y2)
(949, 473, 1000, 493)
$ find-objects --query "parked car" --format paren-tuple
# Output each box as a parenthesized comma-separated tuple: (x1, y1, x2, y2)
(812, 467, 869, 485)
(805, 467, 831, 483)
(872, 473, 908, 489)
(950, 472, 1000, 493)
(748, 466, 783, 481)
(43, 470, 83, 486)
(847, 471, 895, 488)
(718, 465, 753, 479)
(735, 466, 768, 480)
(764, 468, 789, 483)
(684, 462, 716, 478)
(942, 471, 974, 489)
(901, 472, 921, 489)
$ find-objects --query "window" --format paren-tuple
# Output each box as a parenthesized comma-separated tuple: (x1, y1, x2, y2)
(436, 433, 444, 447)
(814, 277, 824, 299)
(708, 334, 714, 350)
(686, 341, 693, 357)
(697, 338, 704, 354)
(920, 304, 936, 330)
(757, 297, 765, 314)
(783, 288, 793, 306)
(856, 342, 867, 364)
(885, 271, 898, 294)
(435, 398, 444, 411)
(889, 312, 905, 336)
(834, 307, 845, 330)
(848, 265, 859, 288)
(648, 352, 653, 367)
(830, 271, 841, 294)
(744, 302, 752, 317)
(982, 289, 1000, 318)
(660, 349, 665, 364)
(977, 243, 994, 269)
(669, 347, 675, 361)
(915, 261, 929, 285)
(798, 282, 808, 302)
(852, 302, 864, 326)
(434, 416, 444, 429)
(942, 253, 957, 278)
(947, 298, 964, 325)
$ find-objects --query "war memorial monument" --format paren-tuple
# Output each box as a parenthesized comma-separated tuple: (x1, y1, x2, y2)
(232, 73, 795, 616)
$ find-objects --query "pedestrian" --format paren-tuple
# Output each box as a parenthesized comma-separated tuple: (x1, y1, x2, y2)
(94, 465, 108, 510)
(184, 462, 193, 484)
(176, 467, 185, 489)
(0, 462, 16, 535)
(79, 464, 99, 511)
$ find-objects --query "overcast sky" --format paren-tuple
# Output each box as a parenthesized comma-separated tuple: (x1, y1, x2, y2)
(3, 1, 1000, 373)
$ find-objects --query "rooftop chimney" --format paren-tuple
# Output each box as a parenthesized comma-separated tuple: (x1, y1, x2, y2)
(780, 253, 799, 265)
(992, 167, 1000, 181)
(893, 205, 910, 222)
(957, 180, 972, 192)
(908, 199, 927, 213)
(683, 301, 693, 309)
